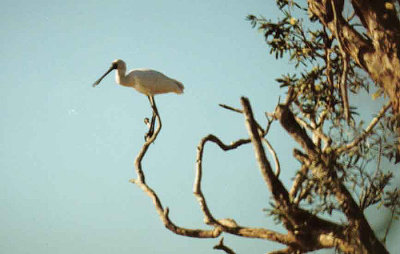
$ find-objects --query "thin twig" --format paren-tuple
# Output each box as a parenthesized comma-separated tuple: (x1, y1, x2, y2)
(262, 138, 281, 177)
(290, 167, 309, 202)
(294, 113, 331, 149)
(219, 103, 280, 176)
(219, 104, 243, 113)
(383, 207, 396, 243)
(337, 102, 391, 153)
(290, 150, 312, 203)
(213, 238, 236, 254)
(325, 44, 336, 110)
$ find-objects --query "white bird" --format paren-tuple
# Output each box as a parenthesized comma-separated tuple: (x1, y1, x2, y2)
(93, 59, 184, 138)
(93, 59, 184, 94)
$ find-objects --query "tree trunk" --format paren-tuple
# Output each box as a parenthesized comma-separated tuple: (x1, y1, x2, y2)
(308, 0, 400, 160)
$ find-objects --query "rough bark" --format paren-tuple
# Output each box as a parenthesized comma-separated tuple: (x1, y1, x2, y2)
(308, 0, 400, 114)
(273, 101, 389, 253)
(308, 0, 400, 163)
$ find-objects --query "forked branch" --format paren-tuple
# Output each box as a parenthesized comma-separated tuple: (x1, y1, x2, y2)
(131, 99, 293, 245)
(337, 101, 391, 153)
(213, 238, 236, 254)
(131, 97, 363, 252)
(194, 133, 294, 245)
(130, 98, 222, 238)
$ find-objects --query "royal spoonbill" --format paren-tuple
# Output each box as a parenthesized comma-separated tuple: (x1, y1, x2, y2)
(93, 59, 184, 138)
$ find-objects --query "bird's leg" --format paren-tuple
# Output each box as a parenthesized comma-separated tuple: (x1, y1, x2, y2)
(145, 96, 157, 140)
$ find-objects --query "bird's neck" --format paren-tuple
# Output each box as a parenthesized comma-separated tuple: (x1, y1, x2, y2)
(115, 67, 130, 87)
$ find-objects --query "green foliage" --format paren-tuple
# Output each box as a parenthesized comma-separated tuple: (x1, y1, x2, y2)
(249, 0, 400, 229)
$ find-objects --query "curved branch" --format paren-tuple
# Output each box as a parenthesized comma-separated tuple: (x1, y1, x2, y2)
(262, 138, 281, 177)
(131, 99, 221, 238)
(194, 134, 252, 225)
(194, 133, 295, 245)
(219, 103, 280, 176)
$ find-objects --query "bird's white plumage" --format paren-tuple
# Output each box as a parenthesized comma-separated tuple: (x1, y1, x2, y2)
(92, 59, 183, 139)
(92, 59, 184, 140)
(93, 59, 184, 96)
(120, 68, 184, 96)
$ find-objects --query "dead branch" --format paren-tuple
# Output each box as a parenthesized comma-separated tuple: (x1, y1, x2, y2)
(219, 103, 243, 113)
(194, 133, 297, 245)
(193, 134, 247, 226)
(219, 103, 280, 176)
(262, 138, 281, 177)
(130, 96, 363, 252)
(241, 97, 291, 207)
(213, 238, 236, 254)
(131, 98, 222, 238)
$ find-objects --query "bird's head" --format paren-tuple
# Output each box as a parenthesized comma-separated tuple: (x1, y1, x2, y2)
(111, 59, 126, 69)
(92, 59, 125, 87)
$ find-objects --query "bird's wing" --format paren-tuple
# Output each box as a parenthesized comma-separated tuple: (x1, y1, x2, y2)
(130, 69, 183, 95)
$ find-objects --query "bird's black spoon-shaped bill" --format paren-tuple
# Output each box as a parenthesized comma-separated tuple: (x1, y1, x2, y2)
(92, 64, 117, 87)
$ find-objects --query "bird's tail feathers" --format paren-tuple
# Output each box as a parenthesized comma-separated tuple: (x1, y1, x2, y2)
(173, 79, 184, 94)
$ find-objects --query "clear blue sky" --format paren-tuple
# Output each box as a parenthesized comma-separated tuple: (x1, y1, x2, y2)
(0, 0, 398, 253)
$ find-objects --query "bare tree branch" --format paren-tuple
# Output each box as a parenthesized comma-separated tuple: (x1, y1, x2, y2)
(262, 138, 281, 177)
(337, 102, 391, 154)
(194, 134, 249, 226)
(213, 238, 235, 254)
(241, 97, 291, 208)
(194, 133, 297, 245)
(219, 103, 243, 113)
(131, 97, 366, 252)
(219, 103, 281, 176)
(131, 99, 222, 238)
